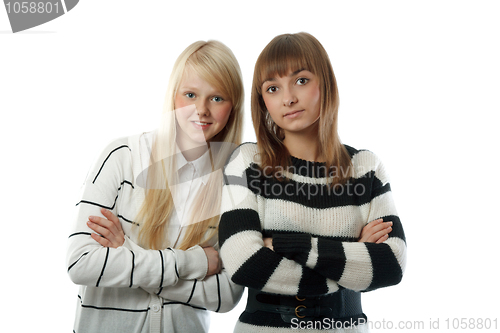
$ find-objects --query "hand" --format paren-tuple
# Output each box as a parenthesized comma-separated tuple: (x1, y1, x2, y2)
(203, 246, 221, 276)
(358, 218, 393, 243)
(263, 237, 273, 250)
(87, 208, 125, 248)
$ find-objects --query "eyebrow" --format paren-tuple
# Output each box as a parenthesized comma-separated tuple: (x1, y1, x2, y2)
(261, 68, 307, 86)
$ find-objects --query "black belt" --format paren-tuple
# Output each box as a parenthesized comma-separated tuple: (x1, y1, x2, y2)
(245, 288, 367, 326)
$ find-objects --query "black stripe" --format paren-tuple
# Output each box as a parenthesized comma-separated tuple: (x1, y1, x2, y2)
(365, 242, 403, 291)
(78, 294, 149, 313)
(68, 252, 89, 272)
(93, 145, 130, 184)
(271, 233, 311, 265)
(158, 250, 164, 290)
(96, 247, 110, 287)
(315, 238, 346, 281)
(80, 303, 149, 313)
(162, 301, 206, 311)
(219, 209, 261, 247)
(76, 200, 114, 210)
(215, 274, 221, 312)
(229, 168, 389, 210)
(383, 215, 406, 243)
(262, 229, 357, 242)
(129, 250, 135, 288)
(231, 247, 282, 290)
(167, 248, 179, 278)
(118, 214, 138, 225)
(68, 232, 91, 238)
(297, 266, 329, 296)
(186, 280, 197, 304)
(121, 180, 135, 189)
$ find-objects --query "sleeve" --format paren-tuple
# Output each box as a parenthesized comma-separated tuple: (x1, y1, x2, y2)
(143, 268, 244, 313)
(66, 140, 208, 289)
(271, 154, 407, 292)
(121, 233, 244, 313)
(218, 145, 340, 297)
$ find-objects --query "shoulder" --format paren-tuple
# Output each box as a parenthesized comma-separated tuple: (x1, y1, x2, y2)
(224, 142, 258, 176)
(87, 134, 139, 183)
(344, 144, 389, 183)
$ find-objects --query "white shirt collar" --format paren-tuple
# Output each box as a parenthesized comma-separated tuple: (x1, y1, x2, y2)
(175, 146, 212, 185)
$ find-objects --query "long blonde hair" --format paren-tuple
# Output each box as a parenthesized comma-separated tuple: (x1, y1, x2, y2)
(251, 32, 352, 185)
(137, 40, 243, 250)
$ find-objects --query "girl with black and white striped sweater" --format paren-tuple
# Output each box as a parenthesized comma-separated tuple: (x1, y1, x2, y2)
(219, 33, 407, 332)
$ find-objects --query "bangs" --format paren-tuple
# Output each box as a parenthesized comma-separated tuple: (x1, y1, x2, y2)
(186, 50, 234, 103)
(256, 34, 318, 92)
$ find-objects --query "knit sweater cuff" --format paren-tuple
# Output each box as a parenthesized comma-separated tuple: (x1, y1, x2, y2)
(272, 233, 312, 265)
(175, 245, 208, 281)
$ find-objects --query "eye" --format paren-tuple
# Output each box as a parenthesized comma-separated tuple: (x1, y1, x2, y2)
(211, 96, 224, 102)
(296, 77, 309, 85)
(185, 92, 195, 99)
(265, 86, 278, 94)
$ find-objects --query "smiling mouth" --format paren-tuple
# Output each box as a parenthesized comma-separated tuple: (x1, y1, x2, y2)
(191, 121, 212, 129)
(284, 110, 304, 117)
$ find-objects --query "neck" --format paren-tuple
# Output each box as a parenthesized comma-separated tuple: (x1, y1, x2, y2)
(177, 138, 209, 162)
(283, 123, 323, 162)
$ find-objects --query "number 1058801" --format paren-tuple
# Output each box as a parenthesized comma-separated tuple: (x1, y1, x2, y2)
(5, 1, 60, 14)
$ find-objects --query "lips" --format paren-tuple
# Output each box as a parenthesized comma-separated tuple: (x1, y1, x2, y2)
(191, 120, 212, 130)
(284, 110, 305, 118)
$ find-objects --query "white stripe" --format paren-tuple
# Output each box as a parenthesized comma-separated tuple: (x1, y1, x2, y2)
(306, 236, 319, 268)
(262, 258, 301, 295)
(386, 237, 407, 272)
(366, 191, 398, 222)
(220, 230, 263, 276)
(263, 199, 369, 238)
(220, 184, 257, 214)
(338, 242, 373, 291)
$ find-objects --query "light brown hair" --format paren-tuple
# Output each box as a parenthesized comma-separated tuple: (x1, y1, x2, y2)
(251, 32, 352, 184)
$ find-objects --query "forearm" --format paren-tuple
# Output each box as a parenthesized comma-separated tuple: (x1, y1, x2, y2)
(272, 206, 406, 291)
(67, 203, 208, 288)
(143, 269, 244, 313)
(219, 209, 340, 296)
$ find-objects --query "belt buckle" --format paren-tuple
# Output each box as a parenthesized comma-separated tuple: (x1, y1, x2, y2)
(295, 305, 307, 318)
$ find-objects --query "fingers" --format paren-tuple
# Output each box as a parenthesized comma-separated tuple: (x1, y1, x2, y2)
(88, 212, 122, 237)
(87, 210, 125, 248)
(91, 232, 111, 247)
(376, 233, 389, 244)
(359, 219, 393, 243)
(203, 246, 221, 276)
(263, 237, 273, 250)
(101, 208, 122, 230)
(371, 225, 392, 243)
(87, 219, 113, 239)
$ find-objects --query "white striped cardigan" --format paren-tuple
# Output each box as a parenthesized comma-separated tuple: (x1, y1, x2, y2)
(219, 143, 407, 332)
(66, 133, 244, 333)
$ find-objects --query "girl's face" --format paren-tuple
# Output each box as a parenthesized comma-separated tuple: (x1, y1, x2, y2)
(261, 69, 321, 137)
(174, 67, 232, 148)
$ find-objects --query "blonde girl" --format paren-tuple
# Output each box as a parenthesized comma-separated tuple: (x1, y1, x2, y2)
(219, 32, 407, 332)
(67, 40, 244, 333)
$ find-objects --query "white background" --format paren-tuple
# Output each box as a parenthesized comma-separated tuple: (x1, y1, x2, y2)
(1, 1, 499, 332)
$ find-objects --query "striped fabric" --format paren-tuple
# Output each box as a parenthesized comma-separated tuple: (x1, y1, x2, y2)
(219, 143, 407, 332)
(66, 133, 243, 333)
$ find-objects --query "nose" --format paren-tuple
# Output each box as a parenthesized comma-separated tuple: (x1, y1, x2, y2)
(282, 87, 298, 106)
(195, 100, 209, 117)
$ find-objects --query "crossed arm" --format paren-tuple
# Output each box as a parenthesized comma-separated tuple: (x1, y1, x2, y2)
(85, 208, 243, 313)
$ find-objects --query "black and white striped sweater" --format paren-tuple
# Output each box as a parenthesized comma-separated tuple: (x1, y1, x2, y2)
(219, 143, 406, 332)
